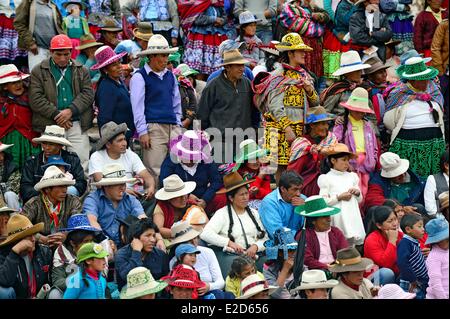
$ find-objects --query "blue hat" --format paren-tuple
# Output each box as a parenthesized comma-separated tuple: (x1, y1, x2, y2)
(42, 155, 71, 171)
(264, 228, 298, 260)
(425, 217, 449, 245)
(400, 49, 431, 65)
(175, 243, 200, 260)
(60, 214, 104, 236)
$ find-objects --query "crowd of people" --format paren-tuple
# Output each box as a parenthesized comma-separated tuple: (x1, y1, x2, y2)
(0, 0, 449, 300)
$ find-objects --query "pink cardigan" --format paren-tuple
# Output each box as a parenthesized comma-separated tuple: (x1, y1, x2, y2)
(426, 245, 449, 299)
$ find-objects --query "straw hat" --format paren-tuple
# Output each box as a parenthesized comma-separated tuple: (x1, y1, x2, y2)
(396, 56, 439, 81)
(216, 172, 254, 194)
(220, 49, 249, 66)
(439, 191, 449, 211)
(376, 284, 416, 299)
(169, 130, 211, 163)
(363, 56, 391, 75)
(182, 206, 209, 226)
(32, 125, 72, 147)
(291, 270, 339, 292)
(0, 206, 17, 215)
(90, 45, 127, 70)
(295, 195, 341, 218)
(99, 17, 122, 32)
(340, 87, 374, 114)
(167, 221, 201, 248)
(380, 152, 410, 178)
(0, 214, 44, 247)
(239, 11, 262, 25)
(96, 121, 128, 151)
(332, 51, 371, 77)
(0, 142, 13, 153)
(234, 139, 268, 168)
(34, 166, 76, 191)
(75, 33, 103, 51)
(91, 163, 136, 187)
(120, 267, 168, 299)
(305, 106, 335, 124)
(132, 22, 153, 41)
(329, 247, 373, 273)
(400, 49, 431, 65)
(138, 34, 178, 56)
(324, 143, 357, 159)
(237, 274, 278, 299)
(275, 33, 312, 52)
(0, 64, 29, 85)
(155, 175, 196, 201)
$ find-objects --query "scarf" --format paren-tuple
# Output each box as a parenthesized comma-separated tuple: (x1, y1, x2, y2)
(178, 0, 224, 33)
(42, 194, 62, 232)
(289, 132, 338, 163)
(320, 79, 358, 105)
(0, 93, 29, 118)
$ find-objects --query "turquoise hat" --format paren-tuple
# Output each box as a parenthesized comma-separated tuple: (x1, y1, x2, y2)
(295, 195, 341, 217)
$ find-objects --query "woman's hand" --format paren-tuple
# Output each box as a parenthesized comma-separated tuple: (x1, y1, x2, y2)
(228, 240, 245, 254)
(348, 188, 360, 197)
(131, 238, 143, 252)
(338, 192, 352, 201)
(156, 239, 166, 253)
(285, 126, 296, 144)
(384, 229, 398, 245)
(245, 244, 259, 259)
(197, 282, 210, 296)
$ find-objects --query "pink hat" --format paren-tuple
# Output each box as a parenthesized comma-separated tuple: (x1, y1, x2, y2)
(169, 130, 212, 163)
(90, 46, 127, 70)
(376, 284, 416, 299)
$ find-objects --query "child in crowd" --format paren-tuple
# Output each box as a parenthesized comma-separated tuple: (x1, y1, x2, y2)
(174, 243, 201, 268)
(61, 1, 89, 59)
(225, 255, 264, 298)
(237, 11, 264, 69)
(63, 243, 109, 299)
(318, 143, 366, 246)
(424, 218, 449, 299)
(397, 215, 429, 299)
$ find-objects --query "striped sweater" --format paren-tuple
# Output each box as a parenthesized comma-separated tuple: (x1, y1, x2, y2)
(397, 235, 429, 285)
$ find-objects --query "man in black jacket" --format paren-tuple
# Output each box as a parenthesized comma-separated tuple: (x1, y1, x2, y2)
(0, 214, 52, 299)
(0, 143, 20, 210)
(20, 125, 87, 204)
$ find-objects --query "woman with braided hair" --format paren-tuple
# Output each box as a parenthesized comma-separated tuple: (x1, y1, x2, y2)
(200, 172, 268, 278)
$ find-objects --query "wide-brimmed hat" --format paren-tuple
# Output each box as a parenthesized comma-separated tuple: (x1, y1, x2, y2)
(385, 39, 402, 48)
(219, 40, 246, 56)
(32, 125, 72, 147)
(0, 214, 44, 247)
(291, 270, 339, 292)
(295, 195, 341, 218)
(216, 172, 254, 194)
(332, 51, 371, 76)
(96, 121, 128, 151)
(59, 214, 103, 234)
(275, 33, 312, 52)
(340, 87, 374, 114)
(120, 267, 168, 299)
(62, 0, 86, 10)
(439, 191, 449, 211)
(0, 142, 13, 153)
(167, 221, 201, 248)
(182, 206, 209, 226)
(90, 45, 127, 70)
(400, 49, 431, 65)
(363, 56, 391, 75)
(380, 152, 410, 178)
(162, 264, 206, 289)
(305, 106, 335, 124)
(41, 155, 71, 171)
(329, 247, 373, 273)
(169, 130, 211, 163)
(425, 218, 449, 245)
(34, 166, 76, 191)
(132, 22, 153, 41)
(99, 17, 122, 32)
(176, 64, 199, 78)
(155, 175, 196, 201)
(138, 34, 178, 56)
(175, 243, 200, 260)
(396, 56, 439, 81)
(264, 228, 298, 260)
(237, 274, 278, 299)
(75, 33, 103, 51)
(220, 49, 249, 66)
(259, 41, 280, 56)
(323, 143, 357, 159)
(0, 64, 29, 85)
(0, 206, 16, 215)
(376, 284, 416, 299)
(234, 139, 268, 168)
(91, 163, 136, 187)
(76, 242, 109, 263)
(239, 10, 262, 25)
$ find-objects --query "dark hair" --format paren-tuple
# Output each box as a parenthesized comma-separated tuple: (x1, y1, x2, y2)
(440, 149, 449, 173)
(265, 54, 278, 72)
(106, 131, 126, 146)
(79, 262, 90, 288)
(279, 170, 303, 190)
(228, 255, 256, 279)
(305, 217, 319, 229)
(320, 152, 350, 174)
(65, 230, 98, 253)
(280, 51, 289, 64)
(383, 199, 400, 209)
(366, 206, 396, 234)
(342, 108, 350, 139)
(238, 23, 253, 42)
(130, 218, 159, 239)
(226, 187, 266, 243)
(400, 214, 423, 233)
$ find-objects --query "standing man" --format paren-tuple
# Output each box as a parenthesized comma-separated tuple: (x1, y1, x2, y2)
(130, 34, 181, 180)
(29, 34, 94, 171)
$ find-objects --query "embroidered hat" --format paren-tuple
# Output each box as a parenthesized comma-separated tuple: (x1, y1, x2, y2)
(220, 49, 249, 66)
(41, 155, 71, 171)
(264, 228, 298, 260)
(75, 33, 103, 51)
(0, 142, 13, 153)
(138, 34, 178, 56)
(175, 243, 201, 260)
(50, 34, 73, 50)
(167, 221, 201, 248)
(96, 121, 128, 151)
(216, 171, 255, 194)
(305, 106, 335, 124)
(90, 45, 127, 70)
(162, 264, 206, 289)
(233, 139, 268, 170)
(291, 270, 339, 292)
(376, 284, 416, 299)
(425, 217, 449, 245)
(155, 175, 196, 201)
(340, 87, 375, 114)
(34, 166, 76, 191)
(323, 143, 357, 159)
(0, 214, 44, 247)
(275, 33, 312, 52)
(59, 214, 103, 234)
(237, 274, 278, 299)
(76, 242, 109, 263)
(120, 267, 168, 299)
(91, 163, 137, 187)
(295, 195, 341, 217)
(182, 206, 209, 226)
(132, 22, 153, 41)
(239, 11, 262, 25)
(332, 51, 371, 77)
(32, 125, 72, 147)
(396, 56, 439, 81)
(0, 64, 29, 85)
(380, 152, 410, 178)
(329, 247, 373, 273)
(169, 130, 211, 163)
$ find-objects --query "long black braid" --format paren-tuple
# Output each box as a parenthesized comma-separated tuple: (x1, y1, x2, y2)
(342, 108, 350, 139)
(80, 262, 90, 288)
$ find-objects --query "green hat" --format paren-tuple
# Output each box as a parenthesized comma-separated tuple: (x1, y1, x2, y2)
(76, 243, 108, 263)
(168, 52, 181, 65)
(120, 267, 168, 299)
(233, 139, 268, 171)
(295, 195, 341, 217)
(396, 56, 439, 81)
(176, 63, 199, 77)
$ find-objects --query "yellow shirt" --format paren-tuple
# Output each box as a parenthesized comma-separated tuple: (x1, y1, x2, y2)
(426, 7, 443, 24)
(349, 114, 365, 153)
(225, 271, 264, 298)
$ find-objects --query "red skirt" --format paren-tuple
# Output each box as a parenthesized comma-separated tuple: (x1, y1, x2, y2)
(303, 37, 323, 77)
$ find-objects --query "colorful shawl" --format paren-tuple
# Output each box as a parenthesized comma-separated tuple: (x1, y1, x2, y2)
(383, 80, 444, 112)
(319, 79, 358, 105)
(178, 0, 224, 33)
(289, 132, 338, 163)
(278, 2, 327, 38)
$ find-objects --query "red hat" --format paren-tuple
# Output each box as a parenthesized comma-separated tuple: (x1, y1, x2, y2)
(50, 35, 73, 50)
(161, 264, 205, 290)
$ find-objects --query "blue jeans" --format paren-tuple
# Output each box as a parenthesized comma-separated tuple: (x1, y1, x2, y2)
(371, 268, 396, 286)
(0, 286, 16, 299)
(399, 280, 427, 299)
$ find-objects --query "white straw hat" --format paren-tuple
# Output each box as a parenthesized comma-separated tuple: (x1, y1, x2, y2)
(376, 284, 416, 299)
(138, 34, 178, 56)
(91, 163, 137, 187)
(237, 274, 278, 299)
(34, 166, 76, 191)
(380, 152, 410, 178)
(291, 270, 338, 292)
(332, 50, 371, 76)
(32, 125, 72, 147)
(167, 221, 201, 248)
(0, 64, 29, 85)
(155, 174, 196, 201)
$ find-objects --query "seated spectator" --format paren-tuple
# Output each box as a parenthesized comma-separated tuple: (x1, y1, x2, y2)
(376, 283, 416, 299)
(0, 143, 20, 210)
(84, 163, 148, 248)
(225, 255, 264, 298)
(20, 125, 87, 204)
(200, 172, 268, 277)
(0, 207, 15, 243)
(424, 150, 449, 218)
(120, 267, 168, 299)
(22, 166, 81, 248)
(237, 274, 277, 300)
(0, 214, 52, 299)
(89, 122, 156, 215)
(291, 269, 339, 299)
(162, 264, 206, 300)
(154, 175, 196, 239)
(330, 247, 375, 299)
(115, 219, 169, 290)
(161, 130, 222, 215)
(116, 215, 140, 247)
(42, 155, 79, 197)
(295, 196, 348, 272)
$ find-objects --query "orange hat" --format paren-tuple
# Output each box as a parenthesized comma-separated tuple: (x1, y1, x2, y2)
(50, 34, 73, 50)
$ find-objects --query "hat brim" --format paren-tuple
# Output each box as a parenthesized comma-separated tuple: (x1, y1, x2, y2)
(340, 102, 375, 114)
(216, 179, 255, 194)
(167, 229, 201, 248)
(0, 73, 30, 85)
(237, 286, 278, 299)
(291, 279, 339, 292)
(295, 205, 341, 217)
(0, 207, 17, 215)
(425, 230, 449, 245)
(42, 162, 71, 171)
(332, 63, 371, 76)
(138, 47, 179, 56)
(235, 149, 268, 164)
(96, 123, 128, 151)
(34, 179, 76, 191)
(101, 27, 122, 32)
(120, 281, 168, 299)
(92, 177, 137, 187)
(398, 66, 439, 81)
(155, 182, 197, 201)
(77, 250, 109, 263)
(306, 115, 336, 124)
(275, 44, 313, 52)
(381, 159, 410, 178)
(32, 136, 72, 147)
(240, 18, 262, 25)
(0, 143, 14, 152)
(59, 225, 103, 233)
(90, 51, 127, 71)
(0, 223, 44, 247)
(329, 258, 373, 273)
(220, 57, 250, 67)
(75, 41, 103, 51)
(260, 47, 279, 56)
(167, 279, 205, 289)
(364, 64, 391, 75)
(62, 1, 86, 10)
